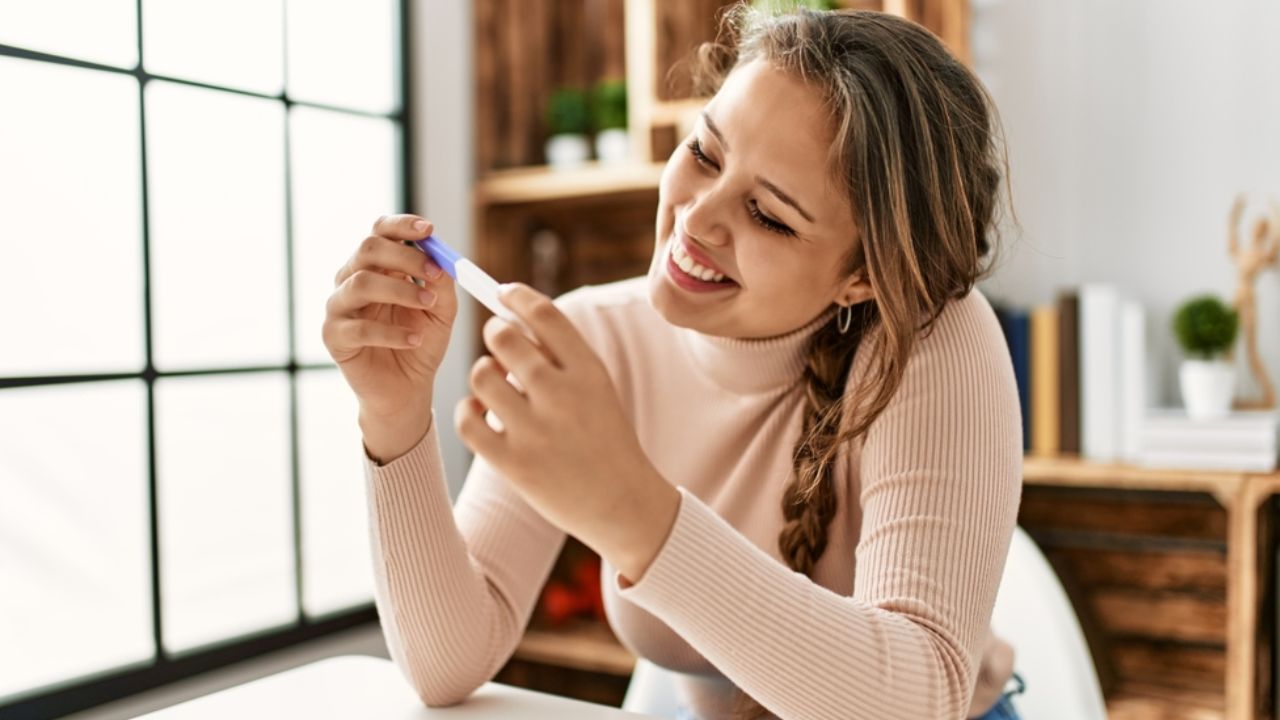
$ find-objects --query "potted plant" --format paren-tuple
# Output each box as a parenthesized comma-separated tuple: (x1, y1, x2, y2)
(591, 78, 629, 165)
(752, 0, 839, 11)
(545, 87, 590, 169)
(1172, 294, 1239, 419)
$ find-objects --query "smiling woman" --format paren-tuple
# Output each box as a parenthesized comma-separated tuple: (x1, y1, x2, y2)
(331, 6, 1021, 720)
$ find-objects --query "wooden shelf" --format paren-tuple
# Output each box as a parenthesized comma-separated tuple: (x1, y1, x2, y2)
(475, 162, 664, 205)
(1108, 682, 1225, 719)
(1022, 453, 1254, 504)
(513, 621, 636, 677)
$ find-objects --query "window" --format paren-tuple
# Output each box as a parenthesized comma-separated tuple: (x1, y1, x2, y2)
(0, 1, 408, 716)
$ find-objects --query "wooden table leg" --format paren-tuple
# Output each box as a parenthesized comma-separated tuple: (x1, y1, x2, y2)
(1227, 480, 1259, 720)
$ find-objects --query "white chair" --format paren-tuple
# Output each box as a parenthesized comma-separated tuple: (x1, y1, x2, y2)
(990, 525, 1108, 719)
(621, 657, 683, 718)
(621, 526, 1109, 720)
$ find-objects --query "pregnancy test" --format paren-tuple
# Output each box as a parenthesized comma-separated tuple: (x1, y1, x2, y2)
(411, 234, 528, 434)
(412, 235, 519, 324)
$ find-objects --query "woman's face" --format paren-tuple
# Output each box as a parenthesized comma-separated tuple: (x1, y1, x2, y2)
(646, 59, 871, 340)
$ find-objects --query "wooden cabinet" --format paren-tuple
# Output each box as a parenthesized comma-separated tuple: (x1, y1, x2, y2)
(1021, 457, 1280, 720)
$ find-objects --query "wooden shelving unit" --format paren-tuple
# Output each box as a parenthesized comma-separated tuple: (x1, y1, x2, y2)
(513, 622, 637, 677)
(475, 161, 666, 205)
(1021, 454, 1280, 720)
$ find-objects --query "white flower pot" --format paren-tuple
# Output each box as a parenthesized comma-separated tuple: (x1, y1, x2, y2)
(545, 134, 590, 170)
(1179, 359, 1235, 420)
(594, 128, 631, 165)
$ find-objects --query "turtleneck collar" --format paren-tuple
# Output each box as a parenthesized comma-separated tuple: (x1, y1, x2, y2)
(675, 305, 840, 395)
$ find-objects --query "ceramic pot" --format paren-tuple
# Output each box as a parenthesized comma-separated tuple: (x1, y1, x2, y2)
(594, 128, 630, 165)
(545, 134, 590, 169)
(1179, 359, 1235, 419)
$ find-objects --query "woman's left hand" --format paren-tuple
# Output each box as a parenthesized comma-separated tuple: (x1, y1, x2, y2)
(454, 283, 681, 583)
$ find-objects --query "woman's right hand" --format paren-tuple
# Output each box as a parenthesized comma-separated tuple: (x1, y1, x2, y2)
(322, 214, 458, 460)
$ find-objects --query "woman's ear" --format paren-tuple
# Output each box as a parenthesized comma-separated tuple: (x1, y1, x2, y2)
(836, 272, 874, 307)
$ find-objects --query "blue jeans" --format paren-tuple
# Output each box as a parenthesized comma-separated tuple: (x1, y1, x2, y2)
(674, 673, 1025, 720)
(972, 672, 1026, 720)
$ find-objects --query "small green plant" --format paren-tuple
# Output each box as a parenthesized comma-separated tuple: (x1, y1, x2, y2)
(752, 0, 839, 12)
(546, 87, 589, 137)
(591, 79, 627, 131)
(1172, 294, 1239, 360)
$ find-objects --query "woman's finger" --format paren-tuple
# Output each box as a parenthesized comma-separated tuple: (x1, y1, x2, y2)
(468, 355, 528, 428)
(454, 395, 504, 458)
(324, 317, 423, 352)
(482, 314, 557, 396)
(496, 284, 591, 369)
(327, 269, 437, 318)
(372, 214, 433, 242)
(334, 233, 445, 288)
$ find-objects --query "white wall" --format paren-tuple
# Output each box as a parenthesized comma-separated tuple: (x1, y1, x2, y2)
(411, 0, 474, 497)
(972, 0, 1280, 406)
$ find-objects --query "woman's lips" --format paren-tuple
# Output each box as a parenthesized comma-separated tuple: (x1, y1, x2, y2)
(678, 238, 731, 281)
(666, 240, 739, 292)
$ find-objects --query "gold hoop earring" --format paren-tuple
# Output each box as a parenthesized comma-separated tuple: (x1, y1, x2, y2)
(837, 305, 853, 334)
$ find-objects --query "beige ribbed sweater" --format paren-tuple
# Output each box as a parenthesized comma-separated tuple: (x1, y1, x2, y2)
(362, 276, 1023, 720)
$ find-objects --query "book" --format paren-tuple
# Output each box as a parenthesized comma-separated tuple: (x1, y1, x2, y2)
(1080, 283, 1121, 462)
(1140, 407, 1279, 452)
(1135, 448, 1278, 473)
(1030, 303, 1060, 456)
(996, 305, 1031, 452)
(1120, 299, 1146, 463)
(1058, 290, 1081, 454)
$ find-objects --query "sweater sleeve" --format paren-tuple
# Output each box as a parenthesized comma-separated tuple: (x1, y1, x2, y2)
(363, 410, 566, 707)
(614, 302, 1023, 719)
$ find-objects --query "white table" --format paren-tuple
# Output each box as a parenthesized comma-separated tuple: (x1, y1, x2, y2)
(135, 654, 655, 719)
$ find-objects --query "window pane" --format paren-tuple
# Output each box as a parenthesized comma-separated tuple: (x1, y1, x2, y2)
(146, 81, 289, 371)
(156, 372, 295, 654)
(0, 0, 137, 68)
(289, 107, 399, 365)
(142, 0, 284, 95)
(0, 381, 152, 703)
(285, 0, 398, 114)
(0, 58, 144, 377)
(296, 369, 374, 617)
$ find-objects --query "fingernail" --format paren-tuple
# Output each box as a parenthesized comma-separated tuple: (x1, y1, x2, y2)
(424, 261, 442, 279)
(407, 333, 422, 346)
(419, 289, 436, 306)
(413, 220, 430, 233)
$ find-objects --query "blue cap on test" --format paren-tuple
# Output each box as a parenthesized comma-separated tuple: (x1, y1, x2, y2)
(414, 235, 461, 279)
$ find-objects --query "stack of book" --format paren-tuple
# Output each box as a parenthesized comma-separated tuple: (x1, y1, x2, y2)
(1137, 408, 1280, 472)
(991, 282, 1148, 463)
(991, 283, 1280, 472)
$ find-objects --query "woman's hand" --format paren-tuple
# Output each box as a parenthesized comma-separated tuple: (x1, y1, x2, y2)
(322, 214, 459, 461)
(455, 283, 681, 583)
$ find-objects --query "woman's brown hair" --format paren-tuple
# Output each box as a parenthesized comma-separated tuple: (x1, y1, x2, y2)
(686, 6, 1011, 718)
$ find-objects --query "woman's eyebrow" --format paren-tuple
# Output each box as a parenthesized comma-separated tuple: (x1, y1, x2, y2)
(701, 110, 816, 225)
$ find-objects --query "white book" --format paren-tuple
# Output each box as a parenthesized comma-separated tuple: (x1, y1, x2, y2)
(1081, 283, 1120, 462)
(1136, 448, 1278, 473)
(1143, 407, 1280, 431)
(1120, 299, 1146, 463)
(1141, 427, 1277, 452)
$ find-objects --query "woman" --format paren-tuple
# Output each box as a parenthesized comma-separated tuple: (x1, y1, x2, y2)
(323, 8, 1022, 720)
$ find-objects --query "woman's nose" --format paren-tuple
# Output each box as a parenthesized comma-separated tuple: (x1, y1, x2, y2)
(682, 188, 732, 247)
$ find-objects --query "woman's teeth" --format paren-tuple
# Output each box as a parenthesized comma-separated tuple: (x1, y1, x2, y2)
(672, 242, 727, 282)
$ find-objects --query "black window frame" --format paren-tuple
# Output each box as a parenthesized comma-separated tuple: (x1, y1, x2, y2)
(0, 2, 413, 717)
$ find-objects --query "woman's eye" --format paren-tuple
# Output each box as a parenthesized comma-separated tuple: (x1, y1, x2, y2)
(748, 200, 797, 237)
(686, 137, 795, 238)
(686, 138, 718, 170)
